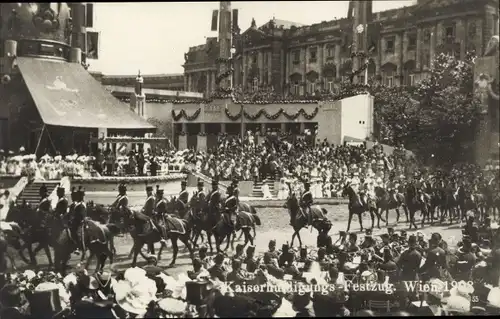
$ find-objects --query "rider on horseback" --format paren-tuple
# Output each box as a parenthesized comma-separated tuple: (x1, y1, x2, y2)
(145, 186, 167, 244)
(37, 184, 51, 226)
(112, 183, 129, 214)
(70, 186, 87, 254)
(224, 190, 238, 226)
(54, 186, 68, 219)
(176, 180, 189, 215)
(299, 180, 313, 226)
(207, 179, 221, 215)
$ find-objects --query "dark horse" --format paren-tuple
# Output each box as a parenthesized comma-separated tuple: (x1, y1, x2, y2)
(231, 209, 261, 247)
(5, 204, 56, 268)
(374, 186, 408, 226)
(109, 207, 194, 267)
(53, 217, 119, 275)
(283, 192, 329, 247)
(342, 184, 379, 232)
(404, 183, 430, 229)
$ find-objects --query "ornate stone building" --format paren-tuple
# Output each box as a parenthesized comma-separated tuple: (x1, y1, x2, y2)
(184, 0, 499, 96)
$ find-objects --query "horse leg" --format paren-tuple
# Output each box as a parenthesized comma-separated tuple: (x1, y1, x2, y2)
(26, 243, 37, 266)
(395, 207, 400, 223)
(148, 243, 155, 255)
(358, 212, 364, 232)
(223, 230, 233, 251)
(169, 236, 180, 267)
(296, 230, 303, 247)
(6, 251, 17, 271)
(43, 245, 53, 268)
(180, 235, 194, 262)
(245, 228, 253, 246)
(207, 231, 214, 254)
(252, 225, 256, 239)
(237, 229, 244, 241)
(131, 242, 141, 268)
(291, 230, 297, 247)
(86, 250, 95, 270)
(385, 208, 389, 226)
(369, 209, 376, 229)
(346, 212, 353, 232)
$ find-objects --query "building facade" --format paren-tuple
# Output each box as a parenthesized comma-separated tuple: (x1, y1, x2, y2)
(92, 73, 185, 91)
(183, 0, 499, 97)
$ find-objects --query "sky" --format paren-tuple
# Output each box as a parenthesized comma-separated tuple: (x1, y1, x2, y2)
(88, 1, 416, 76)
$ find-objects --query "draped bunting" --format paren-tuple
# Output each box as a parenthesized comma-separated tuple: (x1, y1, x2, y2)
(224, 106, 319, 121)
(171, 109, 201, 121)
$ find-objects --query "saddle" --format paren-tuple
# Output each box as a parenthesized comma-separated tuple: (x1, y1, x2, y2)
(236, 211, 254, 229)
(70, 219, 107, 247)
(164, 215, 186, 235)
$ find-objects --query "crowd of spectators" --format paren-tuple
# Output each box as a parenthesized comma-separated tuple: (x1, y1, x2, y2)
(186, 129, 417, 197)
(0, 148, 188, 180)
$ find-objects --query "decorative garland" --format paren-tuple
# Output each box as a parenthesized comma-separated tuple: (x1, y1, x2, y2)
(72, 173, 186, 183)
(224, 107, 319, 121)
(171, 108, 201, 121)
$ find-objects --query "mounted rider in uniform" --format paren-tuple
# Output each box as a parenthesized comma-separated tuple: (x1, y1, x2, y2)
(155, 189, 167, 217)
(224, 190, 238, 225)
(299, 180, 313, 226)
(194, 179, 206, 214)
(207, 179, 222, 215)
(54, 186, 68, 219)
(142, 186, 155, 218)
(112, 183, 129, 214)
(37, 184, 51, 226)
(176, 180, 189, 216)
(70, 186, 87, 254)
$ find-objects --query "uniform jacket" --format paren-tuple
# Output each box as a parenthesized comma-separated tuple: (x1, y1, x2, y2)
(178, 189, 189, 204)
(113, 194, 128, 209)
(156, 198, 167, 215)
(300, 190, 313, 207)
(38, 197, 51, 212)
(55, 197, 69, 216)
(142, 195, 155, 216)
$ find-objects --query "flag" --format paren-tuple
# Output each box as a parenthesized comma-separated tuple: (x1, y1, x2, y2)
(211, 10, 218, 31)
(232, 9, 239, 30)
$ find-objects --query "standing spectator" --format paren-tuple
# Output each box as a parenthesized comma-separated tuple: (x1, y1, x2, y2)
(150, 155, 158, 176)
(137, 151, 145, 176)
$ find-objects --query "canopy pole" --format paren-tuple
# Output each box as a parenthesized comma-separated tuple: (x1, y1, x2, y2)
(45, 126, 57, 154)
(34, 125, 46, 156)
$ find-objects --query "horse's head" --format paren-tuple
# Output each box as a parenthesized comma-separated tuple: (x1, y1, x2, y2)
(342, 183, 353, 197)
(284, 192, 299, 212)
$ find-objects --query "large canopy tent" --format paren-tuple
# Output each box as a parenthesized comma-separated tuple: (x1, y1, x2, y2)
(17, 57, 156, 154)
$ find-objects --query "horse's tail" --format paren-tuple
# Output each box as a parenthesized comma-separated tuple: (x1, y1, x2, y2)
(321, 208, 328, 216)
(249, 205, 258, 215)
(253, 214, 262, 226)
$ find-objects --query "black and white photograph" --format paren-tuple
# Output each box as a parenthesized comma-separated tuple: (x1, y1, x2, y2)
(0, 0, 499, 317)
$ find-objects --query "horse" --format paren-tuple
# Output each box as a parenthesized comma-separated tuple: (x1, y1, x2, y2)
(110, 206, 194, 267)
(5, 204, 56, 268)
(53, 209, 120, 275)
(342, 183, 379, 232)
(404, 184, 430, 229)
(283, 192, 329, 247)
(231, 209, 261, 247)
(374, 186, 408, 225)
(235, 202, 259, 239)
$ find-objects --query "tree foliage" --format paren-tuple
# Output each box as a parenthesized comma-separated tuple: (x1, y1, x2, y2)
(355, 52, 482, 166)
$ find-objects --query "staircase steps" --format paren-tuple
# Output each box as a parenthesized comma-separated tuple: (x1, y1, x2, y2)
(252, 179, 276, 197)
(16, 180, 60, 207)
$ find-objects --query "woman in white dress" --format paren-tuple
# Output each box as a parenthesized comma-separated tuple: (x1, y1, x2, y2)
(261, 182, 273, 199)
(277, 178, 288, 200)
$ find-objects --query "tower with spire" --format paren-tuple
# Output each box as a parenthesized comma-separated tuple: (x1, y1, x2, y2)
(217, 1, 232, 90)
(348, 0, 373, 84)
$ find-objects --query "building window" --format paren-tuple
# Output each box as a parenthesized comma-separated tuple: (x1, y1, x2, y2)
(308, 81, 316, 94)
(86, 3, 94, 28)
(292, 50, 300, 65)
(252, 54, 257, 64)
(252, 77, 258, 91)
(468, 22, 476, 38)
(408, 34, 417, 50)
(309, 48, 317, 63)
(424, 30, 432, 44)
(326, 45, 334, 60)
(292, 82, 300, 95)
(327, 79, 334, 92)
(403, 73, 416, 86)
(445, 24, 456, 42)
(385, 36, 395, 53)
(385, 76, 394, 87)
